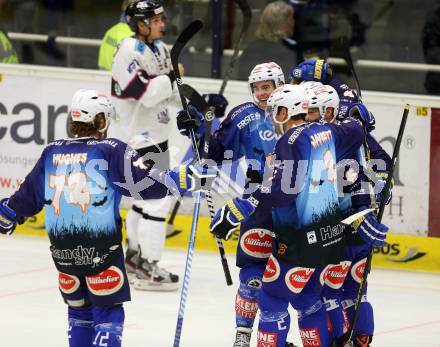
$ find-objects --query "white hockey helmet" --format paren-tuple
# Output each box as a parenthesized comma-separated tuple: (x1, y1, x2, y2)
(69, 89, 115, 133)
(305, 84, 340, 120)
(299, 80, 323, 91)
(267, 84, 309, 125)
(248, 62, 285, 102)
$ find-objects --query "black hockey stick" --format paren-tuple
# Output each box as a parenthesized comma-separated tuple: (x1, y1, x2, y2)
(341, 36, 410, 344)
(180, 83, 234, 286)
(166, 22, 205, 242)
(181, 83, 210, 114)
(166, 1, 250, 226)
(165, 201, 182, 238)
(171, 20, 232, 347)
(344, 105, 409, 345)
(171, 20, 204, 347)
(166, 85, 210, 237)
(219, 0, 252, 95)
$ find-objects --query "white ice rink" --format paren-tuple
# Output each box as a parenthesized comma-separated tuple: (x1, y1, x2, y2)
(0, 235, 439, 347)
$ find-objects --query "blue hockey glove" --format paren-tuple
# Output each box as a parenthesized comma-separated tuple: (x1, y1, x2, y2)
(203, 93, 228, 118)
(210, 198, 255, 240)
(288, 59, 333, 84)
(167, 162, 217, 194)
(375, 172, 393, 206)
(336, 88, 360, 120)
(0, 199, 18, 235)
(176, 105, 205, 138)
(348, 102, 376, 132)
(351, 207, 389, 247)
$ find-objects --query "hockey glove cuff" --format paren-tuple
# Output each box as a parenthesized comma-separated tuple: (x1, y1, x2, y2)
(166, 163, 217, 195)
(351, 206, 389, 247)
(374, 172, 393, 206)
(348, 102, 376, 132)
(0, 198, 18, 235)
(210, 198, 255, 240)
(288, 59, 333, 84)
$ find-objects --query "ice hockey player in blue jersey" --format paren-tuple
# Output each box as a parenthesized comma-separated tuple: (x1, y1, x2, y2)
(178, 62, 288, 346)
(0, 89, 216, 347)
(210, 84, 389, 347)
(296, 60, 393, 346)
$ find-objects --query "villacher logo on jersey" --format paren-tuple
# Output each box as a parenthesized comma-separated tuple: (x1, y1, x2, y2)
(240, 228, 273, 258)
(86, 266, 124, 296)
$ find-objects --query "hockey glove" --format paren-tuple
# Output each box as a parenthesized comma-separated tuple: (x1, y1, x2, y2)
(288, 59, 333, 84)
(210, 198, 255, 240)
(374, 172, 393, 206)
(351, 207, 389, 247)
(167, 162, 217, 194)
(203, 93, 228, 118)
(0, 199, 18, 235)
(348, 102, 376, 132)
(176, 105, 205, 139)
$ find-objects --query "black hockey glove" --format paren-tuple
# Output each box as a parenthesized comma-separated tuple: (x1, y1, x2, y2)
(202, 93, 228, 118)
(176, 105, 205, 138)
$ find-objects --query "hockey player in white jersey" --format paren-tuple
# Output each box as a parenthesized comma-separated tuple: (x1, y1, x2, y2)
(111, 0, 182, 291)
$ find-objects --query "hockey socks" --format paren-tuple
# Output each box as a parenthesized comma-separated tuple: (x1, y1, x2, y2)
(92, 305, 125, 347)
(342, 299, 374, 337)
(257, 288, 290, 347)
(296, 301, 330, 347)
(323, 297, 347, 341)
(236, 265, 265, 329)
(68, 306, 94, 347)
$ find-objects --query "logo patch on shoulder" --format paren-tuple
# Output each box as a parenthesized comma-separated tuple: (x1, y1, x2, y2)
(86, 266, 124, 296)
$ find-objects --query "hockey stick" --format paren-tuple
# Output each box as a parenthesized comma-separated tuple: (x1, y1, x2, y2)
(344, 105, 409, 345)
(170, 20, 204, 347)
(218, 0, 252, 96)
(166, 201, 182, 238)
(180, 83, 234, 286)
(166, 1, 250, 230)
(340, 36, 410, 344)
(165, 85, 210, 237)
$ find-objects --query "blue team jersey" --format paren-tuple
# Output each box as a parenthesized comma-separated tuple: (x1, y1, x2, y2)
(209, 102, 279, 177)
(255, 118, 365, 267)
(9, 137, 169, 276)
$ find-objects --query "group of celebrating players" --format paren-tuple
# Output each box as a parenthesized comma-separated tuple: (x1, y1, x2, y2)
(0, 1, 392, 347)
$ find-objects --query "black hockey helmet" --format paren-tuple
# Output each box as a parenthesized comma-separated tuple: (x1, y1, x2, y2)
(126, 0, 164, 32)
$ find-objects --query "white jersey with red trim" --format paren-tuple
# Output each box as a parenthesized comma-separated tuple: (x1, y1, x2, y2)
(110, 37, 178, 146)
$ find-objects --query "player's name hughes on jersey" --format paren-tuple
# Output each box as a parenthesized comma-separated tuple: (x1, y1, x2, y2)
(9, 136, 169, 276)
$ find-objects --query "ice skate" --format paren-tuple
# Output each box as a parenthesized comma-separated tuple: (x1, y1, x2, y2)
(134, 258, 179, 291)
(124, 248, 138, 284)
(233, 327, 252, 347)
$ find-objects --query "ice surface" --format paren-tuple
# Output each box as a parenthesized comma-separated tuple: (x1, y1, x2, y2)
(0, 235, 439, 346)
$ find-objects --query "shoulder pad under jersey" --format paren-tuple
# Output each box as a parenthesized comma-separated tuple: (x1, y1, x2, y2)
(135, 40, 147, 54)
(229, 102, 258, 121)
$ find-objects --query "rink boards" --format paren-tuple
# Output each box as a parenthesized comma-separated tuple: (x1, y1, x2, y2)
(1, 63, 440, 271)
